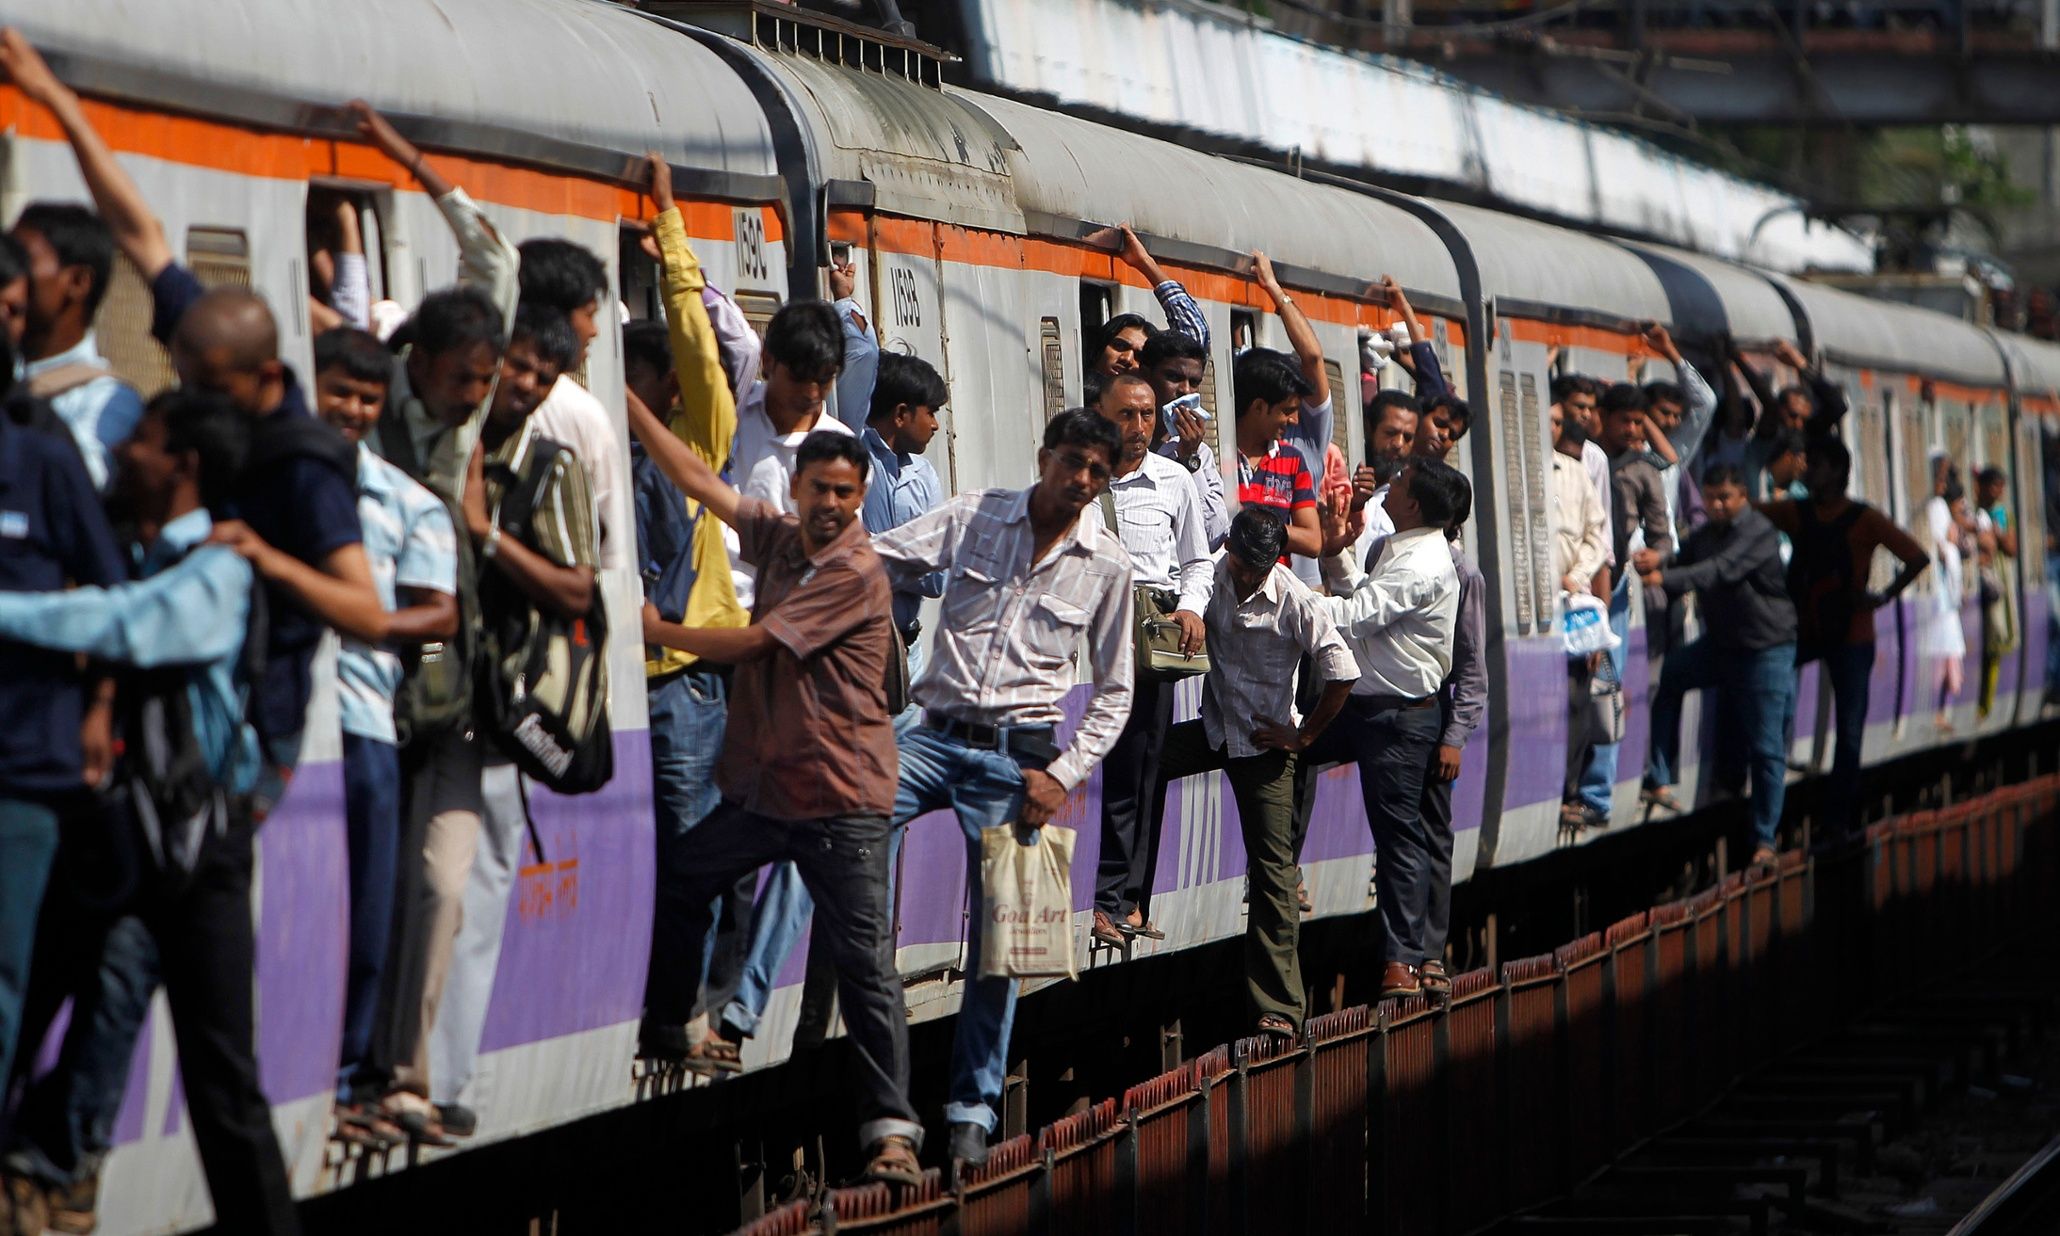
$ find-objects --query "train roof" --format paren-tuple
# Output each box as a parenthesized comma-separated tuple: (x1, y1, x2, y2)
(1615, 240, 1800, 350)
(10, 0, 782, 201)
(1993, 330, 2060, 401)
(959, 91, 1463, 306)
(1769, 274, 2008, 390)
(1425, 197, 1671, 330)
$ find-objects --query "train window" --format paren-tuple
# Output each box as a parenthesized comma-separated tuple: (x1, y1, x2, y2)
(93, 259, 175, 399)
(306, 187, 387, 337)
(187, 227, 251, 290)
(1498, 367, 1532, 634)
(1322, 357, 1347, 455)
(1518, 371, 1554, 632)
(1038, 317, 1065, 427)
(1230, 308, 1256, 355)
(732, 290, 783, 340)
(617, 224, 660, 322)
(1078, 282, 1111, 356)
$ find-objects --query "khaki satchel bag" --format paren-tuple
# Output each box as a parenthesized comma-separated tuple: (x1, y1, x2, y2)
(1098, 490, 1209, 681)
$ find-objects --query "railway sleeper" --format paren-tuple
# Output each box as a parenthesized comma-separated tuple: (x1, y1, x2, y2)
(1596, 1163, 1810, 1214)
(1642, 1136, 1845, 1196)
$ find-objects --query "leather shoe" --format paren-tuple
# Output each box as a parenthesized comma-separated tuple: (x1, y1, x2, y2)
(1379, 961, 1420, 998)
(948, 1120, 990, 1169)
(1090, 909, 1126, 947)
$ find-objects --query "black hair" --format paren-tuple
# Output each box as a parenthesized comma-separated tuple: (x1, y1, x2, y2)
(1642, 380, 1685, 409)
(0, 232, 27, 291)
(621, 320, 671, 381)
(1550, 374, 1598, 405)
(1777, 383, 1813, 408)
(1140, 330, 1207, 373)
(1771, 427, 1808, 458)
(869, 351, 949, 424)
(516, 238, 607, 315)
(1368, 388, 1421, 428)
(510, 302, 578, 374)
(1232, 347, 1312, 418)
(1225, 506, 1288, 566)
(409, 286, 507, 360)
(312, 327, 392, 386)
(1804, 438, 1852, 492)
(1702, 462, 1747, 490)
(763, 300, 843, 381)
(1043, 406, 1122, 463)
(14, 202, 115, 315)
(156, 388, 253, 515)
(1442, 467, 1473, 534)
(795, 429, 870, 482)
(1977, 465, 2006, 489)
(1599, 382, 1648, 417)
(1406, 457, 1469, 530)
(1094, 313, 1154, 359)
(1941, 475, 1965, 505)
(1427, 393, 1472, 437)
(1081, 369, 1105, 407)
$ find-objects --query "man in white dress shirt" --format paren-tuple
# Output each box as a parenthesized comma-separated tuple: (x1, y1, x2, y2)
(1089, 374, 1212, 945)
(520, 238, 631, 574)
(1307, 457, 1466, 998)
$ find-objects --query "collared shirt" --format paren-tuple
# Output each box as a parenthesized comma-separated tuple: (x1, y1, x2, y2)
(639, 206, 747, 681)
(1442, 541, 1488, 749)
(0, 508, 260, 794)
(381, 187, 522, 505)
(1351, 482, 1397, 572)
(1659, 508, 1797, 651)
(1156, 438, 1229, 548)
(23, 332, 142, 493)
(531, 373, 630, 574)
(1581, 439, 1616, 567)
(339, 445, 456, 744)
(1609, 450, 1673, 571)
(723, 383, 856, 610)
(1552, 450, 1609, 587)
(1200, 559, 1356, 758)
(859, 426, 945, 631)
(0, 414, 127, 794)
(1279, 395, 1335, 589)
(1154, 279, 1212, 351)
(872, 486, 1136, 791)
(832, 297, 879, 432)
(719, 498, 897, 820)
(1319, 524, 1458, 699)
(1097, 451, 1212, 615)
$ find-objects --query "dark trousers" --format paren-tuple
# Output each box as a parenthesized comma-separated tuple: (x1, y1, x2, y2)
(0, 797, 59, 1093)
(643, 801, 920, 1151)
(1156, 722, 1303, 1023)
(1094, 676, 1175, 918)
(1288, 656, 1321, 859)
(338, 734, 399, 1100)
(646, 669, 755, 1020)
(11, 822, 298, 1233)
(1306, 696, 1443, 966)
(1415, 726, 1459, 965)
(1820, 642, 1875, 842)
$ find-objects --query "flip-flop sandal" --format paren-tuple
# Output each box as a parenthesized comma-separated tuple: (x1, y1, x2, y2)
(1256, 1014, 1296, 1040)
(1640, 785, 1683, 814)
(334, 1103, 404, 1149)
(1121, 912, 1166, 941)
(684, 1037, 744, 1076)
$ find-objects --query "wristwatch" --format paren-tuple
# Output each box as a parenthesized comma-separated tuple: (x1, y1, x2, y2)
(1182, 452, 1202, 473)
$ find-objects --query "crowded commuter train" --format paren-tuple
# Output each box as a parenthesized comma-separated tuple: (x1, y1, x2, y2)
(0, 1, 2051, 1231)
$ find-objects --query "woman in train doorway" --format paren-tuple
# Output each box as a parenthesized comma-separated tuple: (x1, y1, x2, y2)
(1923, 457, 1975, 731)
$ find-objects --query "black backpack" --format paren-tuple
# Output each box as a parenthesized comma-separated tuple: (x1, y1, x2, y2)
(477, 433, 613, 794)
(81, 550, 270, 909)
(1786, 500, 1867, 663)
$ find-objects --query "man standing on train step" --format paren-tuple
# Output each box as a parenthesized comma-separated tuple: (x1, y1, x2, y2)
(869, 408, 1135, 1171)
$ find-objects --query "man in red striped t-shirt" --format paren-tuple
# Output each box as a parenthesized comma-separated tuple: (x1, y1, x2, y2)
(1232, 348, 1321, 562)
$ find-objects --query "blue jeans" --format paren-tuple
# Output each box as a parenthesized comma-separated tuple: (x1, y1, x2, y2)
(1820, 643, 1874, 841)
(1647, 639, 1797, 849)
(0, 797, 59, 1091)
(1577, 575, 1633, 814)
(338, 735, 400, 1099)
(896, 723, 1048, 1133)
(646, 669, 754, 1021)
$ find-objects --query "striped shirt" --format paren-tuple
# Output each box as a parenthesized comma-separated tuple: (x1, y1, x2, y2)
(1094, 451, 1213, 615)
(1200, 560, 1357, 759)
(340, 445, 457, 744)
(872, 486, 1136, 791)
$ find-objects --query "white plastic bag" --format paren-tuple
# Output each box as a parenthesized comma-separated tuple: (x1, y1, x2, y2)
(977, 824, 1078, 980)
(1561, 591, 1620, 658)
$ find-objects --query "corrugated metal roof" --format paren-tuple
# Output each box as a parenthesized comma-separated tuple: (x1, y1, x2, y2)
(8, 0, 778, 182)
(1772, 274, 2007, 387)
(1429, 197, 1671, 323)
(964, 91, 1462, 299)
(1618, 239, 1800, 346)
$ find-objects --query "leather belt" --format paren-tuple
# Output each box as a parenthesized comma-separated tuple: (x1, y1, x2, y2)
(1357, 693, 1438, 713)
(924, 713, 1055, 756)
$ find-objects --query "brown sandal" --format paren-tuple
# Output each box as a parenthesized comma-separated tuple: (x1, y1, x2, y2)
(684, 1036, 743, 1076)
(1256, 1013, 1296, 1040)
(1090, 909, 1126, 947)
(862, 1135, 924, 1187)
